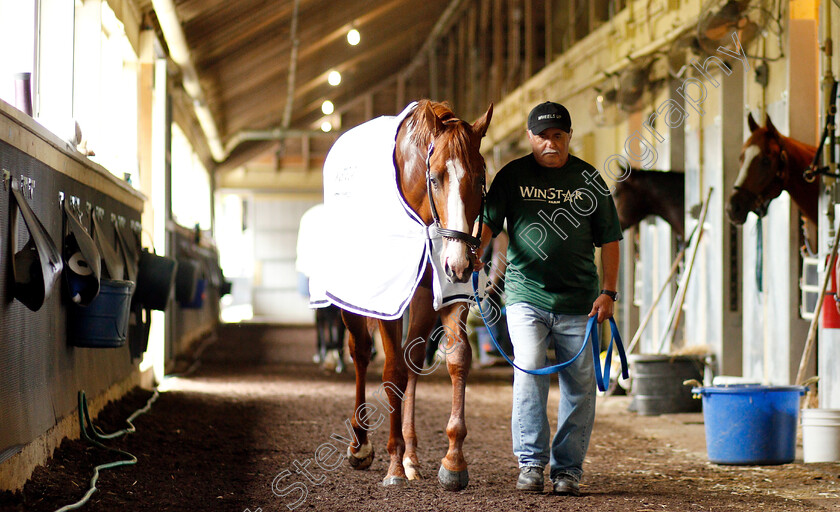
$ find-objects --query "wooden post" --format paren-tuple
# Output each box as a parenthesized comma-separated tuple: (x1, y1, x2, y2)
(458, 15, 468, 111)
(493, 0, 504, 99)
(301, 134, 310, 172)
(447, 32, 457, 104)
(508, 0, 522, 90)
(545, 0, 553, 64)
(479, 0, 491, 109)
(429, 45, 439, 101)
(364, 93, 374, 121)
(396, 74, 406, 113)
(523, 0, 534, 79)
(468, 3, 479, 117)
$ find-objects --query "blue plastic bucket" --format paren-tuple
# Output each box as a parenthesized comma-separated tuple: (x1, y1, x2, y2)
(68, 279, 135, 348)
(692, 385, 807, 465)
(180, 278, 206, 309)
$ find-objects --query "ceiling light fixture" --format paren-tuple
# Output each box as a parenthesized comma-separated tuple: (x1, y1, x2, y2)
(327, 70, 341, 86)
(321, 100, 335, 115)
(321, 121, 332, 132)
(347, 28, 361, 46)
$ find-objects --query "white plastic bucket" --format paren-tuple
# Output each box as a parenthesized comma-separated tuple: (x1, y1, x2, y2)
(802, 408, 840, 463)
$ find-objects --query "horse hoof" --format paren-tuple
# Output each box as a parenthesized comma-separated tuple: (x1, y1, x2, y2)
(438, 465, 469, 491)
(347, 442, 374, 470)
(403, 458, 423, 480)
(381, 476, 408, 487)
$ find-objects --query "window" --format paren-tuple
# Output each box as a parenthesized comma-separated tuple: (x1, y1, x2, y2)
(171, 123, 212, 231)
(72, 0, 139, 181)
(0, 0, 38, 108)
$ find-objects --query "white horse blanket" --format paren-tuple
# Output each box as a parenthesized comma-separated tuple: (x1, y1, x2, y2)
(309, 102, 486, 320)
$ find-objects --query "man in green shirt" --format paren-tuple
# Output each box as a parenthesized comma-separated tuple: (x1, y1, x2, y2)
(478, 101, 622, 496)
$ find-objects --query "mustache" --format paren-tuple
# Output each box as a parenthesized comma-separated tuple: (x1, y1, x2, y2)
(541, 149, 559, 156)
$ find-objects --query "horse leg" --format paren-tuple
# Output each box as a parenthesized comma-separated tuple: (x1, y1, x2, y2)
(335, 315, 347, 374)
(341, 310, 375, 470)
(438, 303, 472, 491)
(402, 285, 439, 480)
(314, 308, 325, 364)
(376, 317, 410, 486)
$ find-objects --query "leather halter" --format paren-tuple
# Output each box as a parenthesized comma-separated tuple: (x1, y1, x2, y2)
(733, 147, 788, 217)
(424, 137, 484, 252)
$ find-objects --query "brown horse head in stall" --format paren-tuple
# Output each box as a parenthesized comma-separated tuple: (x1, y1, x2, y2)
(613, 169, 685, 240)
(341, 100, 492, 489)
(727, 113, 818, 225)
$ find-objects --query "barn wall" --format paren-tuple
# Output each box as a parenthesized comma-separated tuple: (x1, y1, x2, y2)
(475, 0, 830, 394)
(0, 101, 146, 479)
(818, 0, 840, 408)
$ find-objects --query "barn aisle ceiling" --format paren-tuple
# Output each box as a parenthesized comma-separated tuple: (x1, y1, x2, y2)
(137, 0, 453, 176)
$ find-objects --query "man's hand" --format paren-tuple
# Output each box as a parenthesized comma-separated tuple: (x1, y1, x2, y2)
(588, 294, 615, 323)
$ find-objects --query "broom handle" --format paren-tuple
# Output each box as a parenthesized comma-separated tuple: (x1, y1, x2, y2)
(626, 245, 686, 355)
(796, 222, 840, 385)
(656, 187, 713, 355)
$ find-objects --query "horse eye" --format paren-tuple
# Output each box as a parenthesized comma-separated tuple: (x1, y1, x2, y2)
(430, 177, 440, 188)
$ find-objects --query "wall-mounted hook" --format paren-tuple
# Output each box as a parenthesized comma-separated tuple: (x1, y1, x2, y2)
(27, 178, 35, 199)
(19, 176, 26, 195)
(58, 191, 65, 206)
(95, 206, 105, 220)
(2, 169, 10, 190)
(70, 196, 82, 219)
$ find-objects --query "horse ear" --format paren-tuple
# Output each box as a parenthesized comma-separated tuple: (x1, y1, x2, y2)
(472, 103, 494, 139)
(765, 114, 779, 137)
(420, 101, 445, 137)
(747, 112, 759, 133)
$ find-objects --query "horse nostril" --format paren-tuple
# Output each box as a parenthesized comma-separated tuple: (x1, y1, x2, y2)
(444, 259, 453, 277)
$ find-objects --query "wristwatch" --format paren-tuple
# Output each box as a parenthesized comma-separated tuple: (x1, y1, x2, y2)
(600, 289, 619, 302)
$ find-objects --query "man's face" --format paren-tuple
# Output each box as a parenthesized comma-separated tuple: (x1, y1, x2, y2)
(528, 127, 572, 168)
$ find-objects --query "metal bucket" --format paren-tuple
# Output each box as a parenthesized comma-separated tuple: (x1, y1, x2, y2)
(629, 354, 705, 415)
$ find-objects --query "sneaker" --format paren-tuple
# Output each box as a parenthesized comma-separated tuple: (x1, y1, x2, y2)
(516, 466, 544, 492)
(551, 474, 580, 496)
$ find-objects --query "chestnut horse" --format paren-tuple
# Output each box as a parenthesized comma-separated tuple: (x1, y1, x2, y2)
(727, 113, 818, 225)
(341, 100, 492, 489)
(613, 169, 685, 239)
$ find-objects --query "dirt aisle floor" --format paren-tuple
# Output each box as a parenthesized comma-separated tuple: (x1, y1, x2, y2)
(2, 323, 839, 512)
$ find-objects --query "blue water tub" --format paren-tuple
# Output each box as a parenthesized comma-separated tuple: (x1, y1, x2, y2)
(692, 385, 807, 465)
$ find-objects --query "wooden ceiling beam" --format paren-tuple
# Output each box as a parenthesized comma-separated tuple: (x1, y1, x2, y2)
(220, 29, 423, 134)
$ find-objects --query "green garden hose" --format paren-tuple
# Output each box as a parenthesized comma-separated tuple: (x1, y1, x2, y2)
(53, 390, 157, 512)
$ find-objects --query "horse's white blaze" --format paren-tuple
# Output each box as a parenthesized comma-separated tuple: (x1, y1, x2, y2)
(734, 145, 760, 187)
(442, 158, 470, 275)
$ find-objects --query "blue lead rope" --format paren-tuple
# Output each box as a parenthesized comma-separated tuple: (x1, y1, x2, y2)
(471, 271, 629, 392)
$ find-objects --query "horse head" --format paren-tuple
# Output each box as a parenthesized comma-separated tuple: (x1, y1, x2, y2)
(727, 113, 794, 225)
(396, 100, 493, 283)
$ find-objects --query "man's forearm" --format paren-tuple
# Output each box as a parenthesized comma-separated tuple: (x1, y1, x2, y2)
(600, 241, 620, 291)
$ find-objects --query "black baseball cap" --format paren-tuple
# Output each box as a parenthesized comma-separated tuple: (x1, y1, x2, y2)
(527, 101, 571, 134)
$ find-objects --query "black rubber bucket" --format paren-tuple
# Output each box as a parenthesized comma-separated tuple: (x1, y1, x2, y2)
(68, 279, 135, 348)
(135, 250, 178, 311)
(128, 300, 151, 359)
(629, 354, 705, 415)
(175, 258, 201, 303)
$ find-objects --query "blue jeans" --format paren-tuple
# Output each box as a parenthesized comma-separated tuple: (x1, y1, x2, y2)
(506, 302, 595, 482)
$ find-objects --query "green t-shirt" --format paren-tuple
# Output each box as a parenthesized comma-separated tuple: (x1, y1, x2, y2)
(483, 154, 623, 314)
